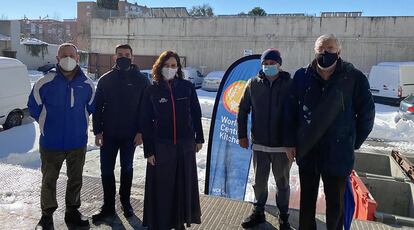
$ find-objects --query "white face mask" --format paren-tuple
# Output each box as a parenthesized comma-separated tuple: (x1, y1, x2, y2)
(59, 57, 77, 72)
(162, 67, 178, 80)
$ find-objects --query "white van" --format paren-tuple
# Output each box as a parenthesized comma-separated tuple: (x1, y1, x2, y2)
(182, 67, 204, 88)
(369, 62, 414, 105)
(0, 57, 31, 130)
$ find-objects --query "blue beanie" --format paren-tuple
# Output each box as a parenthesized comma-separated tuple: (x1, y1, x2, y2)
(261, 49, 282, 66)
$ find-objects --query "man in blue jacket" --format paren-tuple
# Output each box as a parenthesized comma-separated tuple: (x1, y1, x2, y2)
(28, 43, 95, 229)
(285, 34, 375, 230)
(92, 44, 150, 224)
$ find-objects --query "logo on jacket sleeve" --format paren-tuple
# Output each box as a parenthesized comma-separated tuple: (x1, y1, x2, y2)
(159, 97, 168, 103)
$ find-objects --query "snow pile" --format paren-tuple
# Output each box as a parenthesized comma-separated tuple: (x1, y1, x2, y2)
(27, 70, 44, 82)
(370, 103, 414, 142)
(0, 122, 40, 169)
(0, 33, 10, 41)
(20, 38, 48, 45)
(196, 89, 216, 119)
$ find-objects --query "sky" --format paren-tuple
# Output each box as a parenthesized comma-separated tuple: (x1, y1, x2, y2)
(1, 0, 414, 20)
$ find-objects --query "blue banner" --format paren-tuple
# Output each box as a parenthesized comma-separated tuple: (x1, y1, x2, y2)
(205, 55, 261, 200)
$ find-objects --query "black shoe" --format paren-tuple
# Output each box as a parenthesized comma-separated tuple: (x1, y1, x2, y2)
(121, 201, 134, 218)
(92, 207, 115, 225)
(279, 213, 291, 230)
(241, 210, 265, 229)
(64, 210, 89, 227)
(35, 215, 54, 230)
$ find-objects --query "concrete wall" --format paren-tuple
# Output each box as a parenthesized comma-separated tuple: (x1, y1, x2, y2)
(90, 16, 414, 74)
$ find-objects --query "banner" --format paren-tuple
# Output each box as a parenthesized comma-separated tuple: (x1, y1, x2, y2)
(205, 55, 261, 200)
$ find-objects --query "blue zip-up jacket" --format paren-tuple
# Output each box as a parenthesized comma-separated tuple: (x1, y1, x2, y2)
(27, 67, 95, 151)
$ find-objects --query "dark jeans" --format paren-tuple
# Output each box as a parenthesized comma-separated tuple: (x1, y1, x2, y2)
(252, 151, 291, 214)
(40, 146, 86, 216)
(100, 135, 136, 210)
(299, 168, 347, 230)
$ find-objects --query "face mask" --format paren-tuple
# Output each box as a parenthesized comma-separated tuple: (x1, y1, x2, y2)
(162, 67, 178, 80)
(262, 64, 278, 77)
(316, 51, 338, 69)
(116, 57, 132, 70)
(59, 57, 77, 72)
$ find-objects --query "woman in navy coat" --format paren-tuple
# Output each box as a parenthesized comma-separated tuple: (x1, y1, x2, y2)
(141, 50, 204, 230)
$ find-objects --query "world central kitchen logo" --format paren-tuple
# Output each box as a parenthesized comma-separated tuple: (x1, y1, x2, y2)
(222, 80, 248, 115)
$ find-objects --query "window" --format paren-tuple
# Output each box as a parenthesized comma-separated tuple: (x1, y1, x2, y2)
(404, 95, 414, 104)
(86, 5, 91, 9)
(125, 6, 129, 12)
(30, 23, 36, 34)
(86, 12, 91, 16)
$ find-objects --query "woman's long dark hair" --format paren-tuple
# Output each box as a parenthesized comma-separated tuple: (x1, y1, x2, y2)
(152, 50, 184, 82)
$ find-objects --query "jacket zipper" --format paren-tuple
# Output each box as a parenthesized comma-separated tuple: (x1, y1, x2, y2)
(267, 80, 273, 146)
(168, 82, 177, 145)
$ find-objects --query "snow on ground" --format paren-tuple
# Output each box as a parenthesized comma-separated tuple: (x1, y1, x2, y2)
(369, 103, 414, 152)
(1, 86, 414, 221)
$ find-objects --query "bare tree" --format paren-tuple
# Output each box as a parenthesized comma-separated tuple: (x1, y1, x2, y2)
(189, 4, 214, 17)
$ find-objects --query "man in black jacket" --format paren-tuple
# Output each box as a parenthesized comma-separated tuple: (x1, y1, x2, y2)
(285, 34, 375, 230)
(237, 49, 293, 230)
(92, 44, 150, 223)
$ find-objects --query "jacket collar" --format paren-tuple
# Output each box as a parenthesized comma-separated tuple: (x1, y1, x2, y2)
(56, 65, 84, 82)
(112, 64, 138, 73)
(258, 70, 290, 83)
(307, 58, 345, 82)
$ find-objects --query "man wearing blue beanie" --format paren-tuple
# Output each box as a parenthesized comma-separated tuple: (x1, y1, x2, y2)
(237, 48, 293, 229)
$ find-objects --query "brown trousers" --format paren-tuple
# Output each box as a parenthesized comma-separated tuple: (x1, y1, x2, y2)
(40, 146, 86, 216)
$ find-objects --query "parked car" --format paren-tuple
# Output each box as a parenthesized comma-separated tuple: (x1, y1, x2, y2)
(395, 94, 414, 122)
(37, 63, 55, 73)
(0, 57, 31, 130)
(140, 69, 153, 84)
(369, 62, 414, 105)
(182, 67, 204, 88)
(202, 71, 225, 92)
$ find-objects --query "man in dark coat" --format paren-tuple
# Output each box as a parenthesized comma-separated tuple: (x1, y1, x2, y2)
(285, 34, 375, 230)
(238, 49, 293, 229)
(92, 44, 150, 223)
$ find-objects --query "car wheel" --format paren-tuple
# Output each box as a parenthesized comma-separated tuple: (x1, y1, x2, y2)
(3, 111, 23, 130)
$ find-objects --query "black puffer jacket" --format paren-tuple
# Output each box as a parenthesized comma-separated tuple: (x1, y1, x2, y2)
(93, 65, 150, 138)
(237, 71, 292, 147)
(141, 78, 204, 158)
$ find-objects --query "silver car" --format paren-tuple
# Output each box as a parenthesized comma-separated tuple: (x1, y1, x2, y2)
(395, 94, 414, 122)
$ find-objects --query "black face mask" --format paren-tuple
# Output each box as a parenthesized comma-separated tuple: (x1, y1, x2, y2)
(316, 51, 338, 68)
(116, 57, 131, 70)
